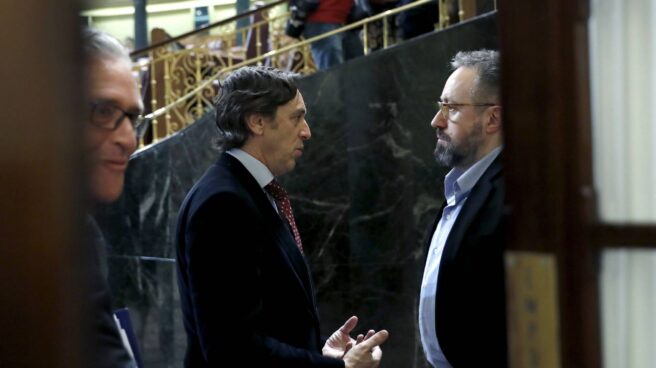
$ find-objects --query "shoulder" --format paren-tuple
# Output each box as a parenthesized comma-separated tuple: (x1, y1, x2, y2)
(186, 153, 256, 201)
(185, 165, 257, 216)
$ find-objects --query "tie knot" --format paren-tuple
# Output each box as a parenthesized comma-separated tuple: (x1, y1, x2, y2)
(265, 179, 287, 201)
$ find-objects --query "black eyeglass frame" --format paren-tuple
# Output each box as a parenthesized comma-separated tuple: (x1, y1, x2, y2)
(88, 101, 148, 138)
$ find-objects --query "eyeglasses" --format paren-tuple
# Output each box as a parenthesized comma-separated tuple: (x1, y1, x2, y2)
(89, 101, 148, 137)
(436, 101, 496, 121)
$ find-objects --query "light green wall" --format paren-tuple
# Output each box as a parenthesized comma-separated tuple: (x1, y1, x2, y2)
(84, 1, 237, 47)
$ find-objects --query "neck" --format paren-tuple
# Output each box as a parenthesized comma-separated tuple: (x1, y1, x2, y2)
(239, 141, 266, 166)
(455, 139, 502, 170)
(238, 140, 278, 177)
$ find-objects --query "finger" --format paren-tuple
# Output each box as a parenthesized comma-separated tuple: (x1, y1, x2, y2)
(344, 341, 353, 355)
(356, 334, 364, 344)
(371, 346, 383, 360)
(339, 316, 359, 334)
(355, 330, 389, 350)
(364, 329, 375, 340)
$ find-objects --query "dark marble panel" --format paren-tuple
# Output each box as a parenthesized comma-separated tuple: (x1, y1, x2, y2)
(288, 14, 500, 368)
(95, 12, 498, 368)
(106, 255, 185, 368)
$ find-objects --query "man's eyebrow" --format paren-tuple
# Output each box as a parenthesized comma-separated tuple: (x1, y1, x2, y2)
(93, 98, 143, 115)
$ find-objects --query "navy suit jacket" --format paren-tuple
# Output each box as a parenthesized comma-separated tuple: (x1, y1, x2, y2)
(426, 154, 508, 367)
(176, 153, 344, 368)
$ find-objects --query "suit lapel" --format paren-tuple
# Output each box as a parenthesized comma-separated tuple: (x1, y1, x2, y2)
(220, 154, 317, 311)
(442, 156, 503, 261)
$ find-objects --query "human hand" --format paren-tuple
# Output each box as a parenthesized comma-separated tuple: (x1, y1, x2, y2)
(344, 329, 376, 355)
(343, 329, 389, 368)
(322, 316, 359, 359)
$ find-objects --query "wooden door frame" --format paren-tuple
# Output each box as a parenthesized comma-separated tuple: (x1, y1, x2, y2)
(0, 0, 83, 366)
(498, 0, 602, 366)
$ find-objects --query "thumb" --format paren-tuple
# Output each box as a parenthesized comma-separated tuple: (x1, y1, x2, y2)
(339, 316, 359, 334)
(356, 330, 389, 350)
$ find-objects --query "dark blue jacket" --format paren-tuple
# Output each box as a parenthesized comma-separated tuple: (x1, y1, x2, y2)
(426, 155, 508, 367)
(176, 153, 344, 368)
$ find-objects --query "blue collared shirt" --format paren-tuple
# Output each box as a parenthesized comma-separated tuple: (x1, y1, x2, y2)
(419, 146, 502, 367)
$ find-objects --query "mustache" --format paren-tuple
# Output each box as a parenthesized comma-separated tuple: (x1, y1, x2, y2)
(437, 132, 450, 142)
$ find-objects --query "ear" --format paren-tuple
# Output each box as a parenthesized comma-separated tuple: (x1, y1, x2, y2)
(485, 106, 502, 134)
(245, 113, 266, 136)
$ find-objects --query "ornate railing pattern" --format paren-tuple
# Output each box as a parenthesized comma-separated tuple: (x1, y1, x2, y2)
(131, 0, 493, 148)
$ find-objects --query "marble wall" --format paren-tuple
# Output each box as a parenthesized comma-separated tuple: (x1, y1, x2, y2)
(95, 12, 499, 367)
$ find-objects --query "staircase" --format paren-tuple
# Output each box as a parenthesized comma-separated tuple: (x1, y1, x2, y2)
(129, 0, 491, 148)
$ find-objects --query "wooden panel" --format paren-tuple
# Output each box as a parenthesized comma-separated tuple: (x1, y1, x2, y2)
(0, 1, 82, 367)
(591, 224, 656, 248)
(498, 0, 601, 366)
(506, 252, 561, 368)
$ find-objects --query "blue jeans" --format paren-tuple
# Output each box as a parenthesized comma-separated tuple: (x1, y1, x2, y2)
(304, 22, 363, 70)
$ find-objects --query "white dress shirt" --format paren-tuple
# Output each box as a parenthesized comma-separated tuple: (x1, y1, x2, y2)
(226, 148, 278, 211)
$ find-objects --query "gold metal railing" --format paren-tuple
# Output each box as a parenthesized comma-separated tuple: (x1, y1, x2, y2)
(131, 0, 288, 146)
(134, 0, 494, 149)
(133, 9, 290, 145)
(130, 0, 287, 58)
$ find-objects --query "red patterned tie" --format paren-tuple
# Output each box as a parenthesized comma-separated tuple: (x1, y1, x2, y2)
(265, 179, 304, 253)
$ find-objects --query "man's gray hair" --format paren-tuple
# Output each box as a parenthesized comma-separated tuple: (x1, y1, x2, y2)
(82, 27, 131, 63)
(451, 49, 500, 103)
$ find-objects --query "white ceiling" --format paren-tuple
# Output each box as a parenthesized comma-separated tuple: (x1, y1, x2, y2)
(80, 0, 180, 11)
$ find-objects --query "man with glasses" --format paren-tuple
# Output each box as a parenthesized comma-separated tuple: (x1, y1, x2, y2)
(419, 49, 507, 367)
(82, 27, 145, 368)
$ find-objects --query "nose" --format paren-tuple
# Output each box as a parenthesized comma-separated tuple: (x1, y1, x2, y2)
(431, 110, 447, 129)
(300, 119, 311, 140)
(115, 115, 138, 155)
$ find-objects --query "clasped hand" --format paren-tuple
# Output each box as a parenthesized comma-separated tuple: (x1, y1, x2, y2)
(322, 316, 389, 368)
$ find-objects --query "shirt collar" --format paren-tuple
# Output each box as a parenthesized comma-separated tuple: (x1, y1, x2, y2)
(227, 148, 274, 188)
(444, 146, 503, 204)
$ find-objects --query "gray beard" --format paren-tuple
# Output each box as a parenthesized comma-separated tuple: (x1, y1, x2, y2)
(434, 142, 472, 168)
(434, 123, 484, 168)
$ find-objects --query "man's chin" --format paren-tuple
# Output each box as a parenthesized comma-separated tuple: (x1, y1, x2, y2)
(434, 149, 453, 167)
(92, 189, 123, 203)
(90, 177, 124, 203)
(434, 158, 452, 167)
(273, 161, 297, 177)
(288, 161, 297, 173)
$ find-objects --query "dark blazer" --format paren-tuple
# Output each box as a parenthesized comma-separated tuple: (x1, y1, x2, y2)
(427, 154, 508, 367)
(83, 216, 137, 368)
(176, 153, 343, 368)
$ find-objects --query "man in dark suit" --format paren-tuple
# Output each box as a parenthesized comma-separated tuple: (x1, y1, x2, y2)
(176, 66, 388, 368)
(419, 50, 507, 367)
(82, 28, 145, 367)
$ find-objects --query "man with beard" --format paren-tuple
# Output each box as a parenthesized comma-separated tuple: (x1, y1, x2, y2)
(419, 49, 507, 367)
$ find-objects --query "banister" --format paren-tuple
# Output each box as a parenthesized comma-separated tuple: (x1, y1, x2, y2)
(130, 0, 287, 58)
(132, 0, 495, 149)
